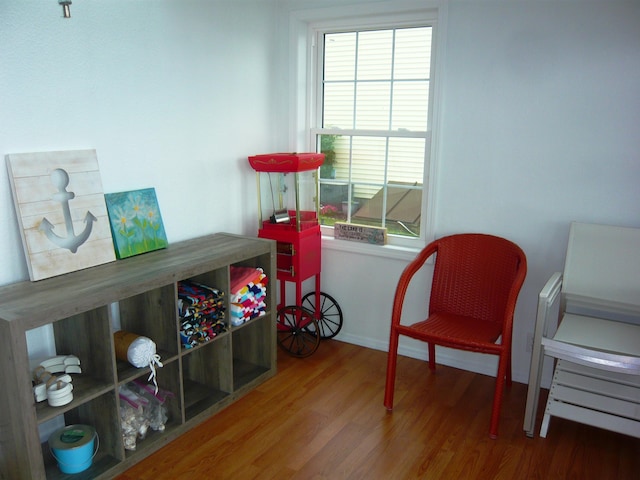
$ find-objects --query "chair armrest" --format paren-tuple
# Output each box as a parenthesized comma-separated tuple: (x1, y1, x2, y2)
(539, 272, 563, 337)
(539, 272, 563, 300)
(523, 272, 563, 437)
(390, 242, 438, 327)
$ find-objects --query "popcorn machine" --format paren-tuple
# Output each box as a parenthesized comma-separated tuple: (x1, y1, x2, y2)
(248, 152, 343, 357)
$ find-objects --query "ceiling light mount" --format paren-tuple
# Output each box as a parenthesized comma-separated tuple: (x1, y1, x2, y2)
(59, 0, 71, 19)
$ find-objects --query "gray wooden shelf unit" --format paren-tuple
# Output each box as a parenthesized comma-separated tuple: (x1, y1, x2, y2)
(0, 233, 276, 479)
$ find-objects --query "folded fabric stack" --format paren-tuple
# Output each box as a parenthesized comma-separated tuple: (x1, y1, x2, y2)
(178, 280, 226, 348)
(230, 266, 268, 326)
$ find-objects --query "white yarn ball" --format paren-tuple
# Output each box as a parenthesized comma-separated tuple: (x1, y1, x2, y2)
(126, 336, 163, 393)
(127, 336, 156, 367)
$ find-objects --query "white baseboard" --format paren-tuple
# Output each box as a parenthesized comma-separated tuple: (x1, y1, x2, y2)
(335, 332, 535, 385)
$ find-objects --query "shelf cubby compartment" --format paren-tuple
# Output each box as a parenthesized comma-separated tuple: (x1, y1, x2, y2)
(117, 284, 180, 365)
(41, 392, 121, 480)
(35, 306, 116, 425)
(232, 314, 274, 392)
(182, 335, 233, 421)
(186, 269, 228, 300)
(120, 360, 184, 460)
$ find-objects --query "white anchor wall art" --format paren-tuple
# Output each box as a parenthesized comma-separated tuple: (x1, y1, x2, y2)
(6, 149, 116, 281)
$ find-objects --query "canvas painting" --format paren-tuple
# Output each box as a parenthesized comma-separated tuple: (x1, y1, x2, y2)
(105, 188, 168, 259)
(6, 149, 116, 281)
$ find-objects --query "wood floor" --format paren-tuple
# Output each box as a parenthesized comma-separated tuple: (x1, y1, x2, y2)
(116, 340, 639, 480)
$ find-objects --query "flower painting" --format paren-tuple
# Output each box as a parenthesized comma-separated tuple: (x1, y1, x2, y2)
(105, 188, 168, 259)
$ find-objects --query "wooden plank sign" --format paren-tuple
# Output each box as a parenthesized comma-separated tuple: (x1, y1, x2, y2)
(6, 149, 116, 281)
(334, 222, 387, 245)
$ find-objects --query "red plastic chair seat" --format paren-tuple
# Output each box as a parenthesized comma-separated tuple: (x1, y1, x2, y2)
(400, 313, 504, 352)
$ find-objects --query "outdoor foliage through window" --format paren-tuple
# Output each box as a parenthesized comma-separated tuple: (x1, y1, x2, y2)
(315, 26, 433, 240)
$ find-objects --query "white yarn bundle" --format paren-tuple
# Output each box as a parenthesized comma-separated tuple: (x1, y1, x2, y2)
(126, 336, 163, 393)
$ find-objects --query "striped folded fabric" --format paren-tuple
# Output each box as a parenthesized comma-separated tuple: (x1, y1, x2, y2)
(229, 267, 268, 326)
(178, 280, 227, 348)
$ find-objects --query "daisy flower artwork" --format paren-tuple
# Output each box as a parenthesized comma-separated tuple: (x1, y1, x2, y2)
(105, 188, 168, 259)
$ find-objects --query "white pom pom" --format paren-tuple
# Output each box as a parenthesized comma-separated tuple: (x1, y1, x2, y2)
(127, 336, 156, 367)
(126, 336, 163, 393)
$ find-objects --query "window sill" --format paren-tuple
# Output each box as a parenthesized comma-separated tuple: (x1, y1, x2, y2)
(321, 235, 422, 261)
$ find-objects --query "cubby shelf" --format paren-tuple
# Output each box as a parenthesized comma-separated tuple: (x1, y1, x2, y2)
(0, 233, 276, 479)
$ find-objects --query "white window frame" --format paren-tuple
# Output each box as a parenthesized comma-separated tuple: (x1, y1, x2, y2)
(287, 1, 447, 258)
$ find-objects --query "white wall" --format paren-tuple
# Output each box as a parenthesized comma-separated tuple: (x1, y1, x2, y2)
(0, 0, 278, 286)
(1, 0, 639, 388)
(277, 0, 640, 385)
(433, 0, 640, 382)
(0, 1, 279, 395)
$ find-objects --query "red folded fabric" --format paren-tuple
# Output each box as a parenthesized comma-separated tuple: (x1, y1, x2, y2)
(230, 266, 265, 293)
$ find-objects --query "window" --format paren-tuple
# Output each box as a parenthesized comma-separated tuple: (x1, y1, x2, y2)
(310, 18, 437, 248)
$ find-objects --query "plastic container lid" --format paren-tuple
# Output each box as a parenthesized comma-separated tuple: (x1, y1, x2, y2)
(49, 424, 96, 451)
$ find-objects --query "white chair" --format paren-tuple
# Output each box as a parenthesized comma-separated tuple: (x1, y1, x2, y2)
(523, 222, 640, 438)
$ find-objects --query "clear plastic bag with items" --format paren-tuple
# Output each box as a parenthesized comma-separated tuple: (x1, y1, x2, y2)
(118, 380, 174, 451)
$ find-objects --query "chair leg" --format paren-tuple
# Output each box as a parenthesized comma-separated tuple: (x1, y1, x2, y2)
(506, 348, 512, 386)
(428, 343, 436, 371)
(489, 353, 509, 439)
(540, 411, 551, 438)
(384, 327, 400, 410)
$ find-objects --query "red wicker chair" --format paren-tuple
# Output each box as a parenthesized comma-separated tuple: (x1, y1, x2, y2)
(384, 233, 527, 439)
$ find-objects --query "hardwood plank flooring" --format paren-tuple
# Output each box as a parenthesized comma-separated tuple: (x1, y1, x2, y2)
(116, 340, 640, 479)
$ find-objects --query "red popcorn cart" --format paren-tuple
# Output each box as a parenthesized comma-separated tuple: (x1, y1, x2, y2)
(248, 152, 343, 357)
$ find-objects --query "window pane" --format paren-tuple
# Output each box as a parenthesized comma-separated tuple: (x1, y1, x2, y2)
(319, 184, 351, 224)
(333, 135, 350, 180)
(355, 82, 390, 130)
(388, 137, 425, 183)
(323, 82, 354, 129)
(384, 185, 422, 235)
(357, 30, 393, 80)
(394, 27, 432, 80)
(350, 183, 422, 237)
(351, 182, 384, 228)
(351, 136, 386, 187)
(318, 133, 342, 180)
(324, 32, 356, 81)
(391, 81, 429, 131)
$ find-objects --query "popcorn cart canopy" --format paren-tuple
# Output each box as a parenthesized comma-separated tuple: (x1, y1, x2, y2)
(248, 152, 324, 173)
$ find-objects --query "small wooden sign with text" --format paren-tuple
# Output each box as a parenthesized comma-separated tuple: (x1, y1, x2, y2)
(334, 222, 387, 245)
